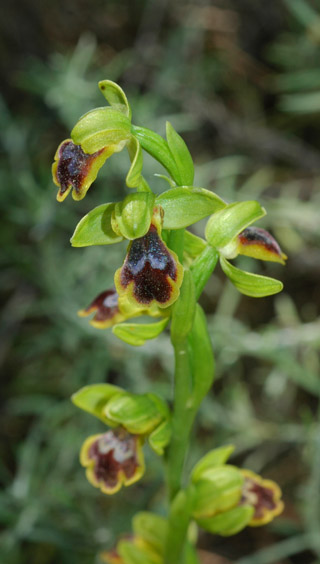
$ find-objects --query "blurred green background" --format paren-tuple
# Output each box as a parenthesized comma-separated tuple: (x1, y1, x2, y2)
(1, 1, 320, 563)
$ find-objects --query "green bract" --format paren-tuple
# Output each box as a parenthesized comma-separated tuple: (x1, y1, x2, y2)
(205, 200, 266, 250)
(157, 187, 226, 229)
(166, 121, 194, 186)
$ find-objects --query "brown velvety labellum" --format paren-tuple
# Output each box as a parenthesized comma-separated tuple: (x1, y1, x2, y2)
(242, 477, 277, 520)
(84, 289, 119, 323)
(120, 225, 178, 305)
(56, 141, 104, 197)
(88, 429, 138, 490)
(239, 227, 282, 256)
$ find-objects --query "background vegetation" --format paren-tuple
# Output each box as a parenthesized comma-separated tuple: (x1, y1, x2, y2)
(1, 1, 320, 563)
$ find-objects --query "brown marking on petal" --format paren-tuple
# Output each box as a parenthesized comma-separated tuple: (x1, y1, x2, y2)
(119, 225, 178, 305)
(241, 476, 278, 521)
(80, 289, 120, 323)
(238, 227, 287, 264)
(56, 141, 105, 198)
(88, 429, 139, 490)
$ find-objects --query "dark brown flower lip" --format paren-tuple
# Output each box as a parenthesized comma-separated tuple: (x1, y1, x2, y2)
(52, 139, 109, 201)
(240, 469, 284, 526)
(78, 288, 124, 328)
(238, 227, 287, 264)
(80, 428, 145, 494)
(115, 223, 183, 308)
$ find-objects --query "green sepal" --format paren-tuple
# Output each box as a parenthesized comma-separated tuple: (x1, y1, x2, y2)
(190, 246, 219, 300)
(205, 201, 266, 250)
(197, 505, 254, 537)
(184, 231, 206, 259)
(111, 192, 155, 240)
(71, 107, 131, 153)
(170, 270, 196, 345)
(112, 318, 169, 346)
(148, 419, 171, 455)
(188, 305, 215, 409)
(99, 80, 131, 119)
(117, 540, 160, 564)
(156, 188, 226, 230)
(166, 121, 194, 185)
(132, 512, 167, 554)
(70, 203, 123, 247)
(191, 465, 244, 519)
(71, 384, 124, 425)
(191, 445, 235, 482)
(104, 392, 165, 434)
(131, 125, 180, 183)
(220, 256, 284, 297)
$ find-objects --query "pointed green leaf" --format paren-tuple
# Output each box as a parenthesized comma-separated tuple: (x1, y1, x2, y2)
(148, 419, 171, 455)
(112, 193, 155, 240)
(157, 187, 226, 229)
(70, 203, 123, 247)
(105, 392, 164, 434)
(205, 201, 266, 249)
(191, 445, 235, 482)
(188, 305, 215, 409)
(166, 121, 194, 185)
(71, 107, 131, 153)
(171, 270, 196, 345)
(131, 125, 180, 182)
(112, 318, 169, 346)
(220, 256, 284, 297)
(99, 80, 131, 119)
(71, 384, 123, 424)
(197, 505, 254, 536)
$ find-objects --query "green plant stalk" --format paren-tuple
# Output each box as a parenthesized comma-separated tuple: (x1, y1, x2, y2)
(165, 337, 195, 563)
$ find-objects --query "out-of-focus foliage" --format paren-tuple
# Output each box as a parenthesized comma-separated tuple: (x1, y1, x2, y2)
(1, 1, 320, 563)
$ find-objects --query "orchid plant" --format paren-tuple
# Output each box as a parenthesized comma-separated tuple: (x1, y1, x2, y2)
(52, 80, 286, 564)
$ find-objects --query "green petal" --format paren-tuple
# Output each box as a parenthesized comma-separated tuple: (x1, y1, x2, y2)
(166, 121, 194, 185)
(205, 201, 266, 249)
(71, 203, 123, 247)
(220, 256, 284, 297)
(157, 187, 226, 230)
(112, 318, 169, 346)
(99, 80, 131, 119)
(71, 384, 124, 424)
(71, 107, 131, 153)
(191, 445, 235, 482)
(112, 193, 155, 240)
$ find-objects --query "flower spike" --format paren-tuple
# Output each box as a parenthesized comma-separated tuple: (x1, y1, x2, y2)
(114, 207, 184, 309)
(240, 469, 284, 526)
(52, 139, 112, 202)
(78, 289, 125, 329)
(80, 428, 145, 495)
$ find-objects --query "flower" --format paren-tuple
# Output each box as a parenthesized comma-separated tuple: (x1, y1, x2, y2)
(114, 209, 183, 309)
(78, 288, 126, 329)
(240, 469, 284, 526)
(80, 428, 145, 495)
(236, 227, 287, 264)
(52, 139, 111, 202)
